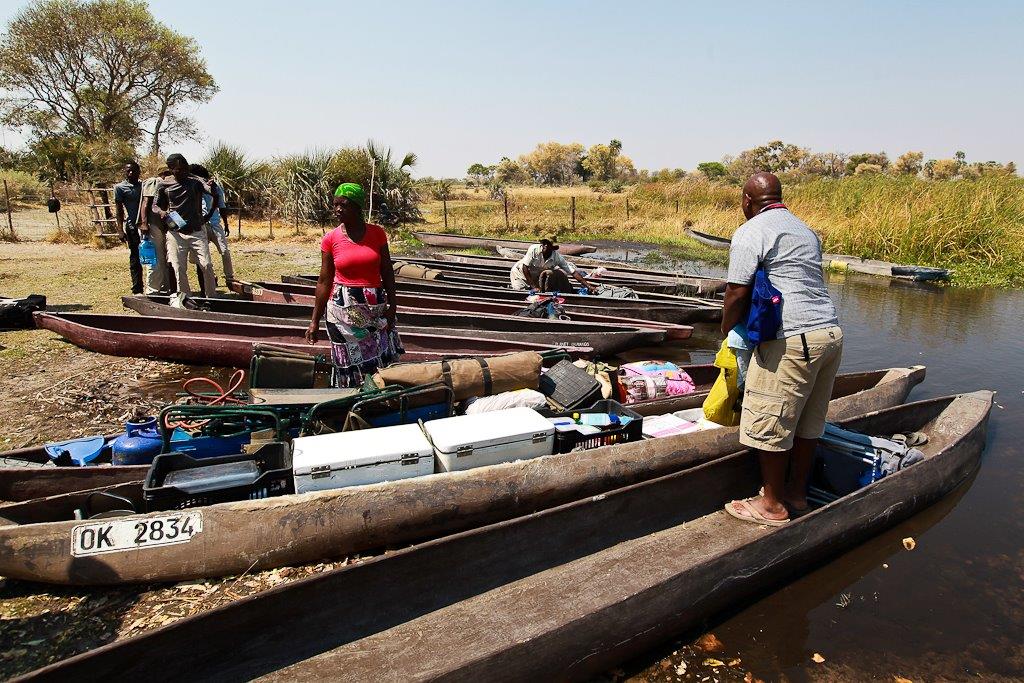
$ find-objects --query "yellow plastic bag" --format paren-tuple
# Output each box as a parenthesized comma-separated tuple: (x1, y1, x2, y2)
(703, 339, 741, 426)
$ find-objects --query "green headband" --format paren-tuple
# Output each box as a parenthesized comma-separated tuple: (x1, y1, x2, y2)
(334, 182, 366, 210)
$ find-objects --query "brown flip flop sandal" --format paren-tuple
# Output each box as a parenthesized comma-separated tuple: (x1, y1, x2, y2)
(725, 498, 790, 527)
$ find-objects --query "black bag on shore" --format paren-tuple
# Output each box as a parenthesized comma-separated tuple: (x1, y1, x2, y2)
(0, 294, 46, 329)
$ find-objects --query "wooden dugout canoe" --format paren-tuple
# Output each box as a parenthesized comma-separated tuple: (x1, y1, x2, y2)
(0, 367, 924, 503)
(16, 392, 991, 679)
(238, 280, 722, 325)
(287, 272, 717, 309)
(411, 230, 598, 256)
(0, 366, 925, 585)
(683, 228, 949, 282)
(120, 295, 664, 356)
(685, 227, 733, 249)
(474, 249, 728, 295)
(393, 257, 721, 297)
(33, 312, 585, 369)
(294, 265, 708, 298)
(230, 280, 695, 340)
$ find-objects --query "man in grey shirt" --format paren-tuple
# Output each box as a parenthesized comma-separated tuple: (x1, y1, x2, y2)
(720, 172, 843, 526)
(154, 153, 217, 296)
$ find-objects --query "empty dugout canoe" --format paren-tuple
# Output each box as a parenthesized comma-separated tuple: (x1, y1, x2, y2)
(682, 230, 949, 282)
(685, 227, 733, 249)
(120, 296, 664, 356)
(411, 231, 597, 256)
(0, 366, 924, 584)
(16, 392, 990, 679)
(33, 312, 585, 369)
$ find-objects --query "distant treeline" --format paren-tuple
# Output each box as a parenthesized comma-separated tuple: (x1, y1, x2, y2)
(422, 140, 1017, 193)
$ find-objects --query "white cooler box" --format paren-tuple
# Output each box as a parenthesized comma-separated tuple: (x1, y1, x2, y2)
(424, 407, 555, 472)
(292, 424, 434, 493)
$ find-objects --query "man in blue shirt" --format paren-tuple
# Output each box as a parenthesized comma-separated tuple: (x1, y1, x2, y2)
(114, 161, 143, 294)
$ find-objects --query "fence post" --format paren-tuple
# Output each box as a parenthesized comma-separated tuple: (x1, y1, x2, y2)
(503, 193, 510, 229)
(570, 196, 576, 231)
(625, 198, 630, 219)
(443, 198, 448, 229)
(267, 197, 274, 239)
(293, 190, 299, 236)
(3, 180, 13, 240)
(674, 199, 679, 213)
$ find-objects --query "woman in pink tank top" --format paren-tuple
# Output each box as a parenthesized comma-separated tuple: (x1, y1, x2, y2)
(304, 183, 403, 387)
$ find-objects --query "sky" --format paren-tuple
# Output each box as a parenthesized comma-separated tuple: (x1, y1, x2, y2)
(1, 0, 1022, 177)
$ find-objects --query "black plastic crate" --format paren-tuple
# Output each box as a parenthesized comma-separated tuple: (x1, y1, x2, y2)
(540, 359, 602, 410)
(144, 442, 293, 511)
(550, 400, 644, 453)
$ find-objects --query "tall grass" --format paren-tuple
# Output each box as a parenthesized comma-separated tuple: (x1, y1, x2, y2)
(784, 176, 1024, 285)
(420, 176, 1024, 286)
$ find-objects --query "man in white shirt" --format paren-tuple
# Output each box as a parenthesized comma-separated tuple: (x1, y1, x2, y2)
(510, 237, 597, 292)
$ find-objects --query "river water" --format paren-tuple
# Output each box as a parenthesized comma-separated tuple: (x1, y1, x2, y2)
(622, 270, 1024, 681)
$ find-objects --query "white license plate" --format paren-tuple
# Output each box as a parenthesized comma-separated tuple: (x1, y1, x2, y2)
(251, 286, 263, 295)
(71, 512, 203, 557)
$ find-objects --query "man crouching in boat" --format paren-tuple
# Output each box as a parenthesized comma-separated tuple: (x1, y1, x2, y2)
(721, 173, 843, 526)
(510, 236, 597, 293)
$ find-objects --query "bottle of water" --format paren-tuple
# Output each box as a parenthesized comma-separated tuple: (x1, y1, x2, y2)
(139, 236, 157, 266)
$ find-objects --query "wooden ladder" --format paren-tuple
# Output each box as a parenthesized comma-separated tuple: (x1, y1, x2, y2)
(85, 186, 119, 243)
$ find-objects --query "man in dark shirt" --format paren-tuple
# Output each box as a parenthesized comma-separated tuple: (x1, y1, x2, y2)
(154, 153, 216, 296)
(114, 161, 143, 294)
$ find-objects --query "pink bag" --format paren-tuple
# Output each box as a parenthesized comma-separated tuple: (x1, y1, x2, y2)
(618, 361, 696, 404)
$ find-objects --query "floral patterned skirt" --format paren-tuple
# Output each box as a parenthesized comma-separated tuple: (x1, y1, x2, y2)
(325, 284, 404, 388)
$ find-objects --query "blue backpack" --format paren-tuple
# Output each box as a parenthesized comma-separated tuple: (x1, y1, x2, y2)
(746, 267, 783, 345)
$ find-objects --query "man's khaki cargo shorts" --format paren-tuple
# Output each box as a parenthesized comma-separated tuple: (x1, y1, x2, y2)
(739, 325, 844, 452)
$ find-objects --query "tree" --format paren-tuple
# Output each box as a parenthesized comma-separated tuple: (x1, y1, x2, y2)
(892, 151, 924, 176)
(582, 143, 618, 181)
(494, 157, 529, 185)
(799, 152, 847, 178)
(845, 152, 889, 176)
(853, 163, 883, 176)
(926, 158, 960, 180)
(519, 141, 585, 185)
(697, 162, 727, 180)
(466, 163, 493, 185)
(727, 140, 807, 179)
(0, 0, 217, 154)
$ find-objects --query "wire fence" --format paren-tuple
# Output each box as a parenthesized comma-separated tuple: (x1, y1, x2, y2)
(424, 190, 691, 236)
(2, 183, 695, 245)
